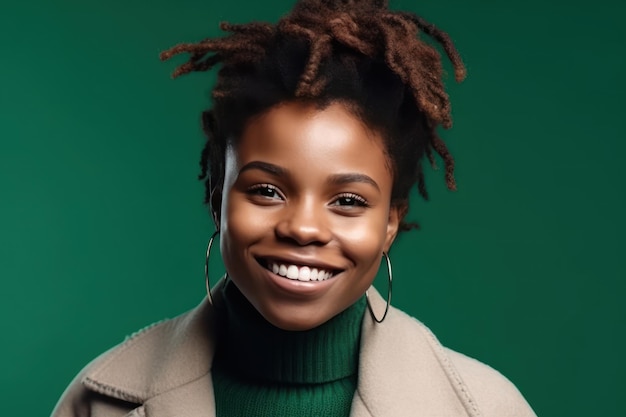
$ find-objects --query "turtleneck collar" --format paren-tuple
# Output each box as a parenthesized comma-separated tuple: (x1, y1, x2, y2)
(212, 280, 366, 384)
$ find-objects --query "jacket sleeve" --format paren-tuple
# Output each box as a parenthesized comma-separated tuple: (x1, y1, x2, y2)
(446, 349, 537, 417)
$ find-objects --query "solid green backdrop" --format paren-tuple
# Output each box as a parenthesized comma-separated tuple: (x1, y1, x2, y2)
(1, 0, 624, 415)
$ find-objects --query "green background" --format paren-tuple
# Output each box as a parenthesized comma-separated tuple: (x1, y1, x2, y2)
(1, 0, 624, 415)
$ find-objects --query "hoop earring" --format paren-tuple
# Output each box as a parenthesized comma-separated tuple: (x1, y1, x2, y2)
(366, 251, 393, 324)
(205, 230, 219, 304)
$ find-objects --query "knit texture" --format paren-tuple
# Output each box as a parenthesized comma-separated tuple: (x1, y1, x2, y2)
(211, 280, 366, 416)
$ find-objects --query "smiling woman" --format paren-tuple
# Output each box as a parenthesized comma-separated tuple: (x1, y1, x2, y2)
(51, 0, 536, 416)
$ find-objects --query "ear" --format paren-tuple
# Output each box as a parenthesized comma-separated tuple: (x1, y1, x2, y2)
(384, 204, 402, 253)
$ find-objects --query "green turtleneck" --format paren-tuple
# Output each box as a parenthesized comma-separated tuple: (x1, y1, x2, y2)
(211, 281, 366, 417)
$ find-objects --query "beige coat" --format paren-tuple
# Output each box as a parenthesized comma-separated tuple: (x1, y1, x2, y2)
(52, 285, 536, 417)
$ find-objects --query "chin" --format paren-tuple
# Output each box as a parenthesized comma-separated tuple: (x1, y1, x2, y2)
(261, 306, 330, 332)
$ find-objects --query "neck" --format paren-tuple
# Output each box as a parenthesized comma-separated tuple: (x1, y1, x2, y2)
(212, 280, 366, 384)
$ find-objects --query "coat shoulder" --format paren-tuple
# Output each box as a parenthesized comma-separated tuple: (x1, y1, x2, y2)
(50, 319, 170, 417)
(381, 304, 537, 417)
(51, 296, 216, 417)
(444, 348, 536, 417)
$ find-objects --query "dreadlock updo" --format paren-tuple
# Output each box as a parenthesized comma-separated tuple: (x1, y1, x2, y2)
(160, 0, 466, 231)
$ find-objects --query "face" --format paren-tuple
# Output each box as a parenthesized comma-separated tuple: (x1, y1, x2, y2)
(219, 101, 400, 331)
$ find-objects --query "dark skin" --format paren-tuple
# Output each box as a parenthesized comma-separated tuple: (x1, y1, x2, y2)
(217, 100, 400, 331)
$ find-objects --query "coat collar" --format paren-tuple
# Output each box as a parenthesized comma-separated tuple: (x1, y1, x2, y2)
(81, 283, 478, 417)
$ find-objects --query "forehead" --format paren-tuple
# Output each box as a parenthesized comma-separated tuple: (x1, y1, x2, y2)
(230, 101, 393, 178)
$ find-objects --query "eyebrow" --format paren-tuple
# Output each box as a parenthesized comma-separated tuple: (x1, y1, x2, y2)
(328, 173, 380, 191)
(238, 161, 288, 177)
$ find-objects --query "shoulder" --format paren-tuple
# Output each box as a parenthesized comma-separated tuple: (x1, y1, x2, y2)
(359, 289, 536, 417)
(51, 298, 216, 417)
(444, 348, 537, 417)
(391, 306, 537, 417)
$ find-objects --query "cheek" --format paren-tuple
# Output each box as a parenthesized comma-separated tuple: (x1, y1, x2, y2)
(220, 192, 269, 264)
(332, 211, 389, 266)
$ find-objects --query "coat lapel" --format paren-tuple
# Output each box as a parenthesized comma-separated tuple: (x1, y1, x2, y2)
(141, 374, 215, 417)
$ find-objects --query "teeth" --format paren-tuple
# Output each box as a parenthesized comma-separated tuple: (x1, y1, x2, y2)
(286, 265, 299, 279)
(267, 261, 334, 282)
(299, 266, 310, 281)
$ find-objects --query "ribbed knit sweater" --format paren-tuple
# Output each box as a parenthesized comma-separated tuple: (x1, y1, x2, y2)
(211, 281, 366, 416)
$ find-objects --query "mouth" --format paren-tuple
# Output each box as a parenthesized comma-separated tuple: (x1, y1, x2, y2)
(257, 258, 341, 282)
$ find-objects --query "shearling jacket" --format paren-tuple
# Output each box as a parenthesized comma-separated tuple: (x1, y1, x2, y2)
(51, 285, 536, 417)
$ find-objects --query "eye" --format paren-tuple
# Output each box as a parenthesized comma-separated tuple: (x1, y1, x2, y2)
(331, 193, 369, 208)
(247, 184, 283, 200)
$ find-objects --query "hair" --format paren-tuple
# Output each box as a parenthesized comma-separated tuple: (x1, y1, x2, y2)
(160, 0, 465, 231)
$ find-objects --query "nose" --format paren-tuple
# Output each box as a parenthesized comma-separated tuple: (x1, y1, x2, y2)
(275, 197, 332, 246)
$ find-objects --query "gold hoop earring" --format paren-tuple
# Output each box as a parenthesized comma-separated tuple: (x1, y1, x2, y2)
(204, 230, 219, 304)
(366, 251, 393, 324)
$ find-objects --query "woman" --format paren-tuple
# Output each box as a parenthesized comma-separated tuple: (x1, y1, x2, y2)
(52, 0, 536, 415)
